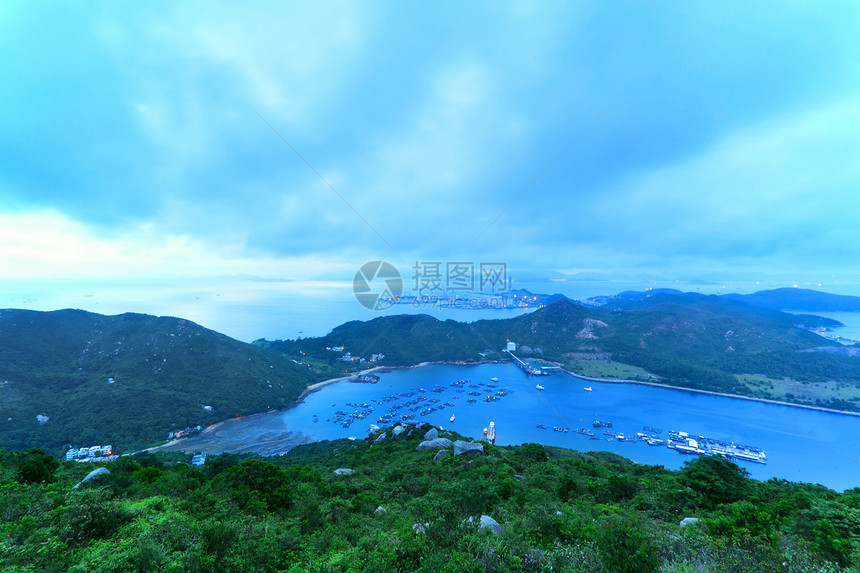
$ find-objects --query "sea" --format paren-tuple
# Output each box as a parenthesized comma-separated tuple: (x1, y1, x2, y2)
(5, 276, 860, 490)
(266, 363, 860, 491)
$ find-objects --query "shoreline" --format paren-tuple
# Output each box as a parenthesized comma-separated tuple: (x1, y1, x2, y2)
(340, 359, 860, 419)
(146, 358, 860, 456)
(561, 370, 860, 418)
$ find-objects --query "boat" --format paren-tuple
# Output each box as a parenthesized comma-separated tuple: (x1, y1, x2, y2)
(583, 386, 592, 392)
(487, 421, 496, 443)
(450, 414, 455, 423)
(535, 384, 545, 390)
(490, 377, 499, 382)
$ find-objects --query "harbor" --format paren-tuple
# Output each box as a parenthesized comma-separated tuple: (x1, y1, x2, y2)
(319, 373, 769, 465)
(164, 362, 860, 490)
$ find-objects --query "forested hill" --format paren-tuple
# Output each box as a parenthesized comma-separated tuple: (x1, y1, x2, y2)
(262, 295, 860, 410)
(0, 309, 317, 453)
(3, 428, 858, 570)
(724, 287, 860, 312)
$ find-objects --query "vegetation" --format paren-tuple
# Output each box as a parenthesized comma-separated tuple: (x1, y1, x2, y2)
(1, 429, 858, 571)
(0, 309, 320, 453)
(260, 295, 860, 412)
(4, 292, 860, 455)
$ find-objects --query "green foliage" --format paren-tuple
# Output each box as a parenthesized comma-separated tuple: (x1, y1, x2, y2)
(16, 448, 59, 484)
(0, 309, 320, 453)
(1, 427, 859, 571)
(261, 297, 860, 412)
(679, 456, 750, 508)
(596, 514, 660, 573)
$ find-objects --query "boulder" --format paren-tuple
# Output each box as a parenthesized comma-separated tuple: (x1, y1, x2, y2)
(413, 522, 427, 534)
(680, 517, 699, 528)
(73, 467, 110, 489)
(424, 428, 439, 440)
(375, 432, 387, 442)
(333, 468, 355, 476)
(416, 438, 453, 451)
(479, 515, 503, 535)
(454, 440, 484, 457)
(375, 506, 387, 515)
(392, 425, 406, 436)
(513, 474, 524, 481)
(433, 450, 448, 462)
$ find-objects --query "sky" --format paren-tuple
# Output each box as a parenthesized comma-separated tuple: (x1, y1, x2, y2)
(2, 1, 860, 339)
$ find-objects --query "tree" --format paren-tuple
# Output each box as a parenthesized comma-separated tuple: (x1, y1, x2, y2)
(679, 456, 749, 508)
(16, 448, 59, 484)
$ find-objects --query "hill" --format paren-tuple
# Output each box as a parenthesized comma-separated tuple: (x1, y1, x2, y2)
(725, 287, 860, 312)
(2, 427, 858, 571)
(0, 309, 319, 453)
(261, 295, 860, 411)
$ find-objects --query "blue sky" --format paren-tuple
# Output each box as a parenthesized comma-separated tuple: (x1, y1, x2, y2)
(2, 1, 860, 327)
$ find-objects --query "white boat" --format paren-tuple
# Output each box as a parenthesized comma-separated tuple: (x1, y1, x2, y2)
(450, 414, 455, 423)
(487, 421, 495, 443)
(583, 387, 592, 392)
(535, 384, 545, 390)
(490, 377, 499, 382)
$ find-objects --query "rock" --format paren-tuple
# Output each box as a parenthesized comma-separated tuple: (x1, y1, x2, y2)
(680, 517, 699, 528)
(524, 548, 547, 567)
(333, 468, 355, 476)
(392, 425, 406, 436)
(375, 432, 387, 442)
(375, 506, 387, 515)
(413, 522, 427, 534)
(433, 450, 448, 462)
(479, 515, 503, 534)
(454, 440, 484, 457)
(73, 467, 110, 489)
(424, 428, 439, 440)
(416, 438, 453, 451)
(513, 474, 524, 480)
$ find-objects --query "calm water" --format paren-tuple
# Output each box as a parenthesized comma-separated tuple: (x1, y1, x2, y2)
(808, 311, 860, 344)
(280, 363, 860, 491)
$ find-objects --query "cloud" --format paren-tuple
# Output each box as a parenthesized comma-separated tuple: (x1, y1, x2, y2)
(531, 99, 860, 274)
(0, 210, 357, 280)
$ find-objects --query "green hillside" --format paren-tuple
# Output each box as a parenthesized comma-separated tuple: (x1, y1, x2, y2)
(261, 296, 860, 411)
(0, 309, 319, 453)
(2, 428, 858, 571)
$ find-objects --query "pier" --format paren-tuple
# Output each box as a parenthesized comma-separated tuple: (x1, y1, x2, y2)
(505, 350, 548, 376)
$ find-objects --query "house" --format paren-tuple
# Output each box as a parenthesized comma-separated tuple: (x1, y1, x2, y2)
(190, 453, 206, 467)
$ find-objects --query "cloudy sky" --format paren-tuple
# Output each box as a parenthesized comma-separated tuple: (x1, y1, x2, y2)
(2, 1, 860, 336)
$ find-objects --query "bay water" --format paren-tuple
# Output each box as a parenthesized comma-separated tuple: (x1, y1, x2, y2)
(279, 363, 860, 491)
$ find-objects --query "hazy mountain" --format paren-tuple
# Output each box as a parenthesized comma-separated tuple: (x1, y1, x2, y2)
(724, 287, 860, 312)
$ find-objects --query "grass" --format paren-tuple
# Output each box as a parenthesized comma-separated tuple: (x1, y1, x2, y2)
(736, 373, 860, 404)
(565, 358, 658, 381)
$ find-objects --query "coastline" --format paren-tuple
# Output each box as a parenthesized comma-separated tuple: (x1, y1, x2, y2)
(563, 370, 860, 418)
(318, 359, 860, 419)
(296, 366, 387, 402)
(315, 358, 860, 419)
(146, 358, 860, 456)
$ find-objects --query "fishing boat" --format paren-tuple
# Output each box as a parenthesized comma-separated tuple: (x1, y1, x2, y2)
(583, 386, 592, 392)
(450, 413, 455, 423)
(535, 384, 545, 390)
(490, 377, 499, 382)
